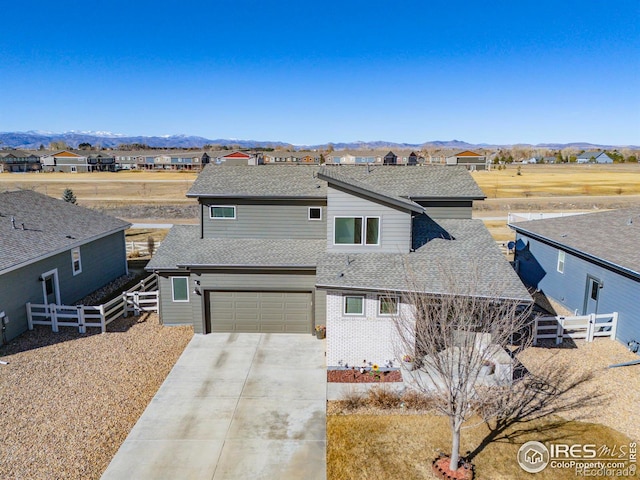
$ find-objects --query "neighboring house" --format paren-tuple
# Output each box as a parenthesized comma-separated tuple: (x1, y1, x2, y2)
(510, 208, 640, 347)
(0, 190, 130, 344)
(87, 153, 116, 172)
(326, 150, 422, 166)
(0, 150, 42, 173)
(445, 150, 488, 171)
(136, 151, 211, 170)
(147, 165, 530, 368)
(209, 151, 263, 166)
(40, 150, 89, 172)
(576, 151, 614, 164)
(263, 152, 321, 164)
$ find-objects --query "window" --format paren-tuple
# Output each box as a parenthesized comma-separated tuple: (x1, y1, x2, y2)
(334, 217, 380, 245)
(308, 207, 322, 220)
(171, 277, 189, 302)
(71, 247, 82, 275)
(210, 206, 236, 219)
(344, 295, 364, 315)
(378, 295, 399, 316)
(557, 251, 565, 273)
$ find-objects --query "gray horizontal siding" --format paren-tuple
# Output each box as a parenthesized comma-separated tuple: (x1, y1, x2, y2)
(158, 270, 324, 334)
(327, 187, 411, 253)
(515, 233, 640, 346)
(0, 231, 127, 343)
(415, 200, 473, 219)
(200, 199, 326, 239)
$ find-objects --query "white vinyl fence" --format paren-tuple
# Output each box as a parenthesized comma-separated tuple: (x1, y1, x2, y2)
(533, 312, 618, 346)
(26, 274, 158, 334)
(126, 241, 162, 256)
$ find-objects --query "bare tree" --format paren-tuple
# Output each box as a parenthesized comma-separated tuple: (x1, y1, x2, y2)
(392, 262, 533, 471)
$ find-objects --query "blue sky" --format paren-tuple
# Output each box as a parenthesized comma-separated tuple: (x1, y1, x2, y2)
(1, 1, 639, 145)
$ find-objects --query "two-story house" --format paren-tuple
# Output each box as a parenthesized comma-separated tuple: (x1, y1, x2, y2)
(40, 150, 89, 172)
(147, 165, 530, 368)
(0, 150, 42, 172)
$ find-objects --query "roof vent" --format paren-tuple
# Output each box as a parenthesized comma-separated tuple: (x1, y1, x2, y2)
(21, 223, 25, 230)
(627, 218, 633, 226)
(11, 216, 16, 229)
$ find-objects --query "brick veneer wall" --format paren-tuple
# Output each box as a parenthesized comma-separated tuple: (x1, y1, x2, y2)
(325, 290, 413, 369)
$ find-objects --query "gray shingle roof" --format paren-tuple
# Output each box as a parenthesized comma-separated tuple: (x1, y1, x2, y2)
(0, 190, 130, 273)
(187, 165, 326, 198)
(318, 166, 425, 213)
(187, 164, 484, 200)
(316, 219, 531, 301)
(146, 225, 325, 270)
(510, 207, 640, 275)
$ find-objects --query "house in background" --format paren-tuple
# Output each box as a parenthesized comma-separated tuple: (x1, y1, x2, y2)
(510, 208, 640, 347)
(40, 150, 89, 172)
(147, 165, 530, 368)
(576, 151, 614, 164)
(210, 150, 263, 166)
(0, 150, 42, 173)
(0, 190, 130, 344)
(446, 150, 488, 170)
(87, 153, 117, 172)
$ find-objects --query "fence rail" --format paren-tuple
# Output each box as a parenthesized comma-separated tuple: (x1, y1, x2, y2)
(126, 241, 162, 256)
(533, 312, 618, 346)
(26, 274, 158, 334)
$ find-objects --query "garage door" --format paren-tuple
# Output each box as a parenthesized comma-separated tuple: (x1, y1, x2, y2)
(207, 291, 312, 333)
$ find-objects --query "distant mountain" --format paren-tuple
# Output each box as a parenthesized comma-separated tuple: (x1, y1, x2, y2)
(0, 131, 636, 151)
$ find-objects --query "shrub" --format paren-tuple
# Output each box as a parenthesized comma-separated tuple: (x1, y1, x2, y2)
(367, 386, 402, 409)
(401, 390, 435, 410)
(337, 388, 366, 411)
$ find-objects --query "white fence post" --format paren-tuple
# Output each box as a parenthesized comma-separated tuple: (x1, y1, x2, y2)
(122, 292, 128, 318)
(26, 302, 33, 330)
(100, 305, 106, 333)
(610, 312, 618, 340)
(587, 313, 596, 342)
(77, 305, 85, 334)
(533, 317, 539, 346)
(556, 317, 564, 345)
(50, 304, 58, 333)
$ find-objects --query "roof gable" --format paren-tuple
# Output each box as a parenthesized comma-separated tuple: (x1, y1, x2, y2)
(224, 151, 252, 159)
(455, 150, 483, 157)
(53, 150, 82, 158)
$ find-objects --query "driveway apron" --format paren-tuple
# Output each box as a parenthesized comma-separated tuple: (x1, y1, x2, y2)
(101, 333, 327, 480)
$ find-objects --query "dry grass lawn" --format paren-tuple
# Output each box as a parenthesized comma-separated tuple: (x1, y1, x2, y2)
(125, 228, 170, 243)
(328, 415, 633, 480)
(472, 163, 640, 199)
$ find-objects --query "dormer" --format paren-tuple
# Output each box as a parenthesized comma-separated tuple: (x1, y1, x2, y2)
(317, 167, 424, 254)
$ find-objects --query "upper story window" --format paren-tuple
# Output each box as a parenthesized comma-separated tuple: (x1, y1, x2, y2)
(334, 217, 380, 245)
(557, 250, 565, 273)
(210, 206, 236, 219)
(71, 247, 82, 275)
(308, 207, 322, 221)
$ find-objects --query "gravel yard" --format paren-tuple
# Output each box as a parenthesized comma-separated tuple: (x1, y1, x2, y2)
(518, 338, 640, 440)
(0, 314, 193, 480)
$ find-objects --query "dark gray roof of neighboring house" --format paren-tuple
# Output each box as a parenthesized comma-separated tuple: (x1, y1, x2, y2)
(316, 219, 531, 301)
(146, 225, 325, 270)
(0, 190, 130, 273)
(187, 164, 484, 200)
(188, 165, 326, 198)
(510, 207, 640, 275)
(318, 167, 425, 213)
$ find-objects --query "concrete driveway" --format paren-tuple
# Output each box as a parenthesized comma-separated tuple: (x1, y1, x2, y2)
(101, 333, 326, 480)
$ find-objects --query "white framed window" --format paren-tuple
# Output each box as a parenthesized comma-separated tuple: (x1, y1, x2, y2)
(557, 250, 565, 273)
(334, 216, 380, 245)
(71, 247, 82, 275)
(308, 207, 322, 221)
(378, 295, 399, 316)
(171, 277, 189, 302)
(209, 205, 236, 219)
(344, 295, 365, 315)
(70, 166, 77, 173)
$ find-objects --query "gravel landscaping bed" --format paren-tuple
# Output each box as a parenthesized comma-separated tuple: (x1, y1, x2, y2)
(518, 338, 640, 440)
(0, 314, 193, 480)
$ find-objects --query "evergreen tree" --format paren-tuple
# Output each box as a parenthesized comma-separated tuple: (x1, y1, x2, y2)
(62, 188, 77, 204)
